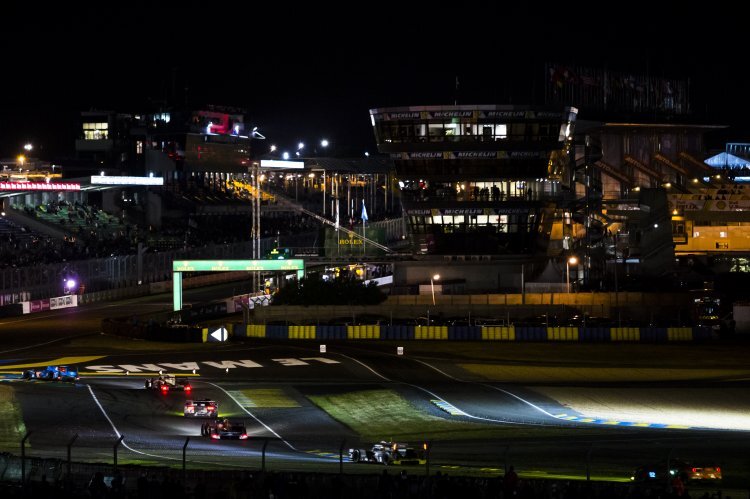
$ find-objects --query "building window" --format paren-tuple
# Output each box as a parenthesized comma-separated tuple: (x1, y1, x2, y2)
(82, 122, 109, 140)
(136, 141, 143, 155)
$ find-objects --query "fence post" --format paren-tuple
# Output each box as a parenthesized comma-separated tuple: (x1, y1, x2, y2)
(261, 439, 269, 472)
(339, 439, 346, 475)
(424, 441, 431, 476)
(113, 435, 124, 471)
(66, 433, 78, 479)
(183, 437, 190, 482)
(502, 445, 509, 474)
(21, 431, 32, 485)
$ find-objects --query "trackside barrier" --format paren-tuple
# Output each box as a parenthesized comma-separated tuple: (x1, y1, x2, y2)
(481, 326, 515, 341)
(244, 325, 267, 338)
(546, 327, 579, 341)
(579, 327, 609, 342)
(448, 326, 482, 340)
(639, 327, 668, 342)
(692, 326, 714, 340)
(266, 325, 288, 340)
(610, 327, 640, 341)
(667, 327, 692, 341)
(347, 325, 380, 339)
(288, 326, 316, 339)
(381, 325, 412, 340)
(98, 320, 719, 343)
(317, 325, 347, 340)
(414, 326, 448, 340)
(515, 326, 547, 341)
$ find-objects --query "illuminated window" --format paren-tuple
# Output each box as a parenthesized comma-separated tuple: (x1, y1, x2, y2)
(694, 231, 700, 237)
(720, 231, 727, 238)
(82, 122, 109, 140)
(432, 215, 442, 224)
(477, 215, 488, 225)
(136, 141, 143, 155)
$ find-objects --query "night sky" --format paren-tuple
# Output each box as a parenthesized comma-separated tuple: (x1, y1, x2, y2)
(2, 3, 748, 161)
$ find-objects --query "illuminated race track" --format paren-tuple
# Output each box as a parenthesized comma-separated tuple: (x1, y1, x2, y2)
(2, 289, 750, 482)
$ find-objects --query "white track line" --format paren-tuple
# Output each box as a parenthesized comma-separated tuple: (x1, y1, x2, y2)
(86, 384, 176, 461)
(412, 357, 561, 420)
(411, 358, 464, 381)
(203, 381, 297, 451)
(481, 384, 561, 419)
(333, 352, 531, 425)
(86, 383, 272, 467)
(334, 353, 392, 381)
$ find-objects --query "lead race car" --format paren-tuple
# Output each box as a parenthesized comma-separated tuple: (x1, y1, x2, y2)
(349, 441, 426, 466)
(144, 373, 192, 394)
(22, 365, 79, 382)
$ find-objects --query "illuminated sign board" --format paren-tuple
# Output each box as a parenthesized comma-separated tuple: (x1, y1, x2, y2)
(173, 259, 305, 272)
(260, 160, 304, 169)
(172, 259, 305, 311)
(0, 182, 80, 191)
(91, 176, 164, 186)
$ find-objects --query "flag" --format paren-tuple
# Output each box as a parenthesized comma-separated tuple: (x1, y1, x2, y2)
(361, 200, 368, 223)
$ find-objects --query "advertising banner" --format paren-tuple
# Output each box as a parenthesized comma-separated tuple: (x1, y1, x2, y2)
(49, 295, 78, 310)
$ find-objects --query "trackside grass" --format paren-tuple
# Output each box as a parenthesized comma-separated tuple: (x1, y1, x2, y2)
(306, 388, 612, 442)
(0, 386, 27, 452)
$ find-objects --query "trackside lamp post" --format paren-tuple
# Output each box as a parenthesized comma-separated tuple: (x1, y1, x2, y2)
(430, 274, 440, 306)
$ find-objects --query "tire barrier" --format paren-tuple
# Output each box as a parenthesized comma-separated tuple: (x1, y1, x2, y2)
(235, 324, 715, 342)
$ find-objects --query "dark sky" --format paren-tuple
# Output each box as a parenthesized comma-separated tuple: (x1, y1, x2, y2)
(2, 3, 748, 160)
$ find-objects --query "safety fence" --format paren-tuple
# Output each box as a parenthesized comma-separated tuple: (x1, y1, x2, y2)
(235, 324, 712, 342)
(0, 433, 740, 498)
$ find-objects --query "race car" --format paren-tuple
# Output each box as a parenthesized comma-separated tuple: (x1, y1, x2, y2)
(184, 399, 219, 418)
(144, 374, 192, 395)
(631, 459, 722, 483)
(22, 365, 79, 382)
(200, 418, 248, 440)
(349, 441, 426, 466)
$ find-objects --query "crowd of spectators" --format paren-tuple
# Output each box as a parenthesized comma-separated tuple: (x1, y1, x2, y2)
(1, 173, 397, 270)
(0, 466, 729, 499)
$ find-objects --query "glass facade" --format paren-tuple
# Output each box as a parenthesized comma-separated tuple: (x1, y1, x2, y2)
(370, 105, 576, 255)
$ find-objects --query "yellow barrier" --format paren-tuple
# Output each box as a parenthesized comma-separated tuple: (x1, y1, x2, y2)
(289, 326, 316, 339)
(481, 326, 515, 341)
(610, 327, 640, 341)
(347, 325, 381, 339)
(201, 328, 208, 343)
(245, 325, 267, 338)
(414, 326, 448, 340)
(546, 327, 579, 341)
(667, 327, 692, 341)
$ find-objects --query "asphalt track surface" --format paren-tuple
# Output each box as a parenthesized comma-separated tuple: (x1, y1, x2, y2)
(1, 282, 750, 488)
